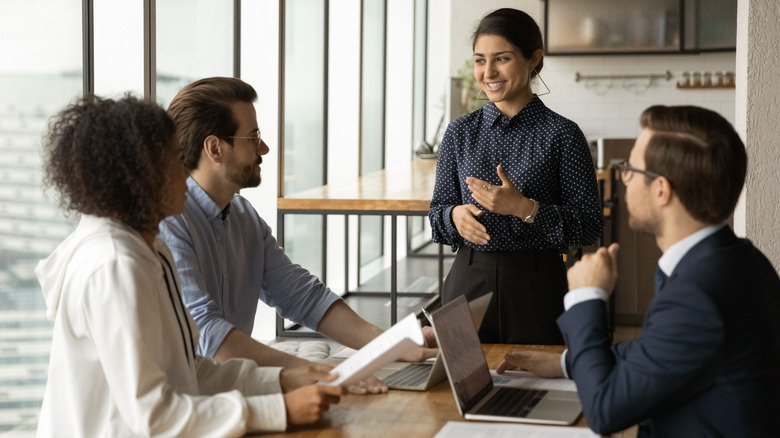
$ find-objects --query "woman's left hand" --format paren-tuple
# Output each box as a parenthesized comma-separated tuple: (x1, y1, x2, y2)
(467, 164, 533, 218)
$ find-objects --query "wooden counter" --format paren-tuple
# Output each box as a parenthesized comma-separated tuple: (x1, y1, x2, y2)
(275, 160, 440, 332)
(278, 160, 437, 213)
(279, 160, 613, 215)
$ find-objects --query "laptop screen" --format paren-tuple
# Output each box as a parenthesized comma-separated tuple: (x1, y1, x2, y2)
(430, 296, 494, 413)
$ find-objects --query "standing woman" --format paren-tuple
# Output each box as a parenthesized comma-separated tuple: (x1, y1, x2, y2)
(429, 8, 603, 345)
(36, 95, 342, 436)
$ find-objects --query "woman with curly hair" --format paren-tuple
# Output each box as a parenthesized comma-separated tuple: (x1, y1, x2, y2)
(36, 95, 342, 437)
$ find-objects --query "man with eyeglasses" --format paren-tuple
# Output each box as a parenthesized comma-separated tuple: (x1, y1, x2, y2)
(158, 77, 436, 393)
(496, 105, 780, 437)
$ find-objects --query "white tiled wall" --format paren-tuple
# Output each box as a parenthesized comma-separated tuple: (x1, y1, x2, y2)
(539, 52, 737, 140)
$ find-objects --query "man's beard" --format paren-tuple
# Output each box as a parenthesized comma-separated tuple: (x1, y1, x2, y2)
(224, 160, 261, 189)
(627, 209, 661, 237)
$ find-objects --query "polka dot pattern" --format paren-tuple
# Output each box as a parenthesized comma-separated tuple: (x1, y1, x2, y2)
(429, 97, 604, 253)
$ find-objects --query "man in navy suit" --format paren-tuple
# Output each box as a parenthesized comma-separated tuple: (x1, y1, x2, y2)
(498, 105, 780, 437)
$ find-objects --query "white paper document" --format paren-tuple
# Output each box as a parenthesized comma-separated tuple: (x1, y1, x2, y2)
(326, 313, 424, 387)
(332, 347, 356, 359)
(435, 421, 599, 438)
(490, 370, 578, 392)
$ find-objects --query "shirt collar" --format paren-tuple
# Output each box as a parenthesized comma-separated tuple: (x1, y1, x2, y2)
(658, 224, 724, 276)
(186, 176, 228, 222)
(482, 96, 545, 128)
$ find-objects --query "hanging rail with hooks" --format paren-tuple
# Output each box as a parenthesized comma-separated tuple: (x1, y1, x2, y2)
(575, 70, 673, 82)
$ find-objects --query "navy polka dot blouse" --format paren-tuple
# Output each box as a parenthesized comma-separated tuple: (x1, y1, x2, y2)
(429, 97, 604, 254)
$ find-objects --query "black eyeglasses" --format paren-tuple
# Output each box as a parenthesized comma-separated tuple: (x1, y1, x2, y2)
(616, 160, 661, 182)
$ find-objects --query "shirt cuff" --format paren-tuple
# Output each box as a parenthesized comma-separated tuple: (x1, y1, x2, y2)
(534, 203, 567, 252)
(443, 205, 459, 238)
(560, 349, 569, 379)
(242, 366, 284, 396)
(563, 287, 608, 311)
(245, 393, 287, 432)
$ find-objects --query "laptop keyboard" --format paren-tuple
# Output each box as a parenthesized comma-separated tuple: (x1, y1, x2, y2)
(474, 387, 548, 418)
(382, 363, 432, 388)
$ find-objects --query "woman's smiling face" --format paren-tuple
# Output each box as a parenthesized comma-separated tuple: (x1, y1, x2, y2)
(473, 34, 539, 117)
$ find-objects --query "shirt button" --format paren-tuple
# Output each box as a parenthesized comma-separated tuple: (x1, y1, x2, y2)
(217, 234, 223, 241)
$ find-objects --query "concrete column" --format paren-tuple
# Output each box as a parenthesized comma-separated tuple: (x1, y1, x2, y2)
(734, 0, 780, 271)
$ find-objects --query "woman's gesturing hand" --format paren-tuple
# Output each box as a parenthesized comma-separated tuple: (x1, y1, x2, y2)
(467, 164, 534, 219)
(452, 204, 490, 246)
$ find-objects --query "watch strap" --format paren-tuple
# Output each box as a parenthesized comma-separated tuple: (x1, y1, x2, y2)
(522, 199, 538, 223)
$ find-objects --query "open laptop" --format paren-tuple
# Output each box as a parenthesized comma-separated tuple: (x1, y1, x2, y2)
(425, 295, 582, 425)
(375, 292, 493, 391)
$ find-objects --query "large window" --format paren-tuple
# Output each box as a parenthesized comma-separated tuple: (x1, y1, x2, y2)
(281, 0, 327, 285)
(408, 0, 430, 255)
(0, 0, 240, 431)
(0, 1, 83, 434)
(94, 0, 144, 97)
(156, 0, 235, 107)
(0, 4, 437, 431)
(275, 0, 433, 331)
(358, 0, 387, 280)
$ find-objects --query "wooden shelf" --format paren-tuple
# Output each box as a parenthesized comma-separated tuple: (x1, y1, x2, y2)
(676, 83, 735, 89)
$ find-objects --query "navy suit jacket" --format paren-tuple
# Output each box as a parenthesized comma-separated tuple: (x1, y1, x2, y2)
(558, 227, 780, 437)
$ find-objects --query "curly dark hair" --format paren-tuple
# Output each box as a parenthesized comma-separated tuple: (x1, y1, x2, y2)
(42, 94, 176, 234)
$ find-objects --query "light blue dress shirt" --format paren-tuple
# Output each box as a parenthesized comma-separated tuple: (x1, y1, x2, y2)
(159, 177, 341, 357)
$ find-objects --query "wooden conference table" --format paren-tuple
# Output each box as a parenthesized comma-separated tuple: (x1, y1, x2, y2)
(256, 344, 590, 437)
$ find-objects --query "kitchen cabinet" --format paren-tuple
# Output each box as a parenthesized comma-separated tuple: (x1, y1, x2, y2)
(544, 0, 736, 55)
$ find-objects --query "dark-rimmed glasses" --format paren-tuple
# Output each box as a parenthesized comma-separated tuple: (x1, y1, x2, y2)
(616, 160, 661, 183)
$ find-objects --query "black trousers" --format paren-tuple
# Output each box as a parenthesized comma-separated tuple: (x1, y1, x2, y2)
(441, 246, 567, 345)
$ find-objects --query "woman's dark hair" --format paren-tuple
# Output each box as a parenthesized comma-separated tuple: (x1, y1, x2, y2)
(42, 94, 176, 234)
(472, 8, 544, 76)
(167, 77, 257, 170)
(641, 105, 746, 224)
